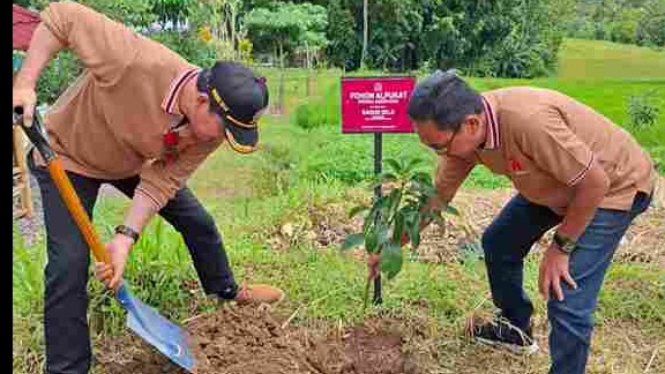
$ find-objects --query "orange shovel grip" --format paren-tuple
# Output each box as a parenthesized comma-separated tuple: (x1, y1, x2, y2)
(47, 159, 111, 265)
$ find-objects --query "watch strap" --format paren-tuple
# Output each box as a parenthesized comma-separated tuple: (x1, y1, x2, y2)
(553, 231, 576, 254)
(115, 224, 139, 242)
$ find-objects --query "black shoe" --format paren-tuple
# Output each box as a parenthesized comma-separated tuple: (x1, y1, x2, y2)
(469, 316, 538, 355)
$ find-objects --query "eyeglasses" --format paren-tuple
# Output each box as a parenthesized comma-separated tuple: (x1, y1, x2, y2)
(426, 129, 458, 155)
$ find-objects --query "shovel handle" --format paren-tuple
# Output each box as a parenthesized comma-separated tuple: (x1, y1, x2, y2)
(14, 107, 111, 265)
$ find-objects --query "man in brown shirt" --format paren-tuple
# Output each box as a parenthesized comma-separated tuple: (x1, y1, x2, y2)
(407, 70, 656, 374)
(13, 2, 283, 373)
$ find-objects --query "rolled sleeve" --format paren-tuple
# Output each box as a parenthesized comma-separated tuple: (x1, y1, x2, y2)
(434, 155, 476, 203)
(40, 1, 140, 85)
(516, 108, 595, 187)
(136, 140, 222, 210)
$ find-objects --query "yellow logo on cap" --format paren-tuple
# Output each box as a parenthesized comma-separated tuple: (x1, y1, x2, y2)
(210, 87, 258, 129)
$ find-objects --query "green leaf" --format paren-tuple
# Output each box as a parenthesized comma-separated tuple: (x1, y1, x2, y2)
(340, 233, 364, 251)
(365, 226, 379, 253)
(411, 171, 433, 184)
(384, 158, 403, 175)
(392, 211, 405, 242)
(428, 210, 446, 227)
(385, 188, 402, 220)
(371, 172, 398, 186)
(445, 205, 460, 216)
(380, 240, 403, 280)
(407, 213, 422, 249)
(404, 157, 425, 173)
(363, 196, 387, 233)
(348, 205, 369, 219)
(377, 223, 390, 247)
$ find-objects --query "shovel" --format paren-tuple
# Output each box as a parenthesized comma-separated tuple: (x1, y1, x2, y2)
(14, 107, 197, 373)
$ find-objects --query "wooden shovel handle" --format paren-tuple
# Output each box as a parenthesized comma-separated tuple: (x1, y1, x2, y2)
(14, 106, 111, 265)
(47, 159, 111, 264)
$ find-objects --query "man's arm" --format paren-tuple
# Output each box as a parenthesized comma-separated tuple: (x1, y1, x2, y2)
(434, 155, 476, 206)
(517, 107, 610, 301)
(129, 138, 224, 233)
(12, 23, 64, 126)
(539, 160, 608, 301)
(402, 155, 476, 245)
(13, 2, 141, 125)
(423, 155, 476, 225)
(519, 107, 609, 241)
(557, 162, 609, 240)
(98, 137, 222, 290)
(38, 2, 139, 85)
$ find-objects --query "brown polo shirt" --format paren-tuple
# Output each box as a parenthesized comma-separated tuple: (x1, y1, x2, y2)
(35, 2, 223, 210)
(435, 86, 657, 213)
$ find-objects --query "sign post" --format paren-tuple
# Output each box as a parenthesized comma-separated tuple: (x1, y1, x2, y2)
(340, 76, 416, 305)
(372, 131, 382, 304)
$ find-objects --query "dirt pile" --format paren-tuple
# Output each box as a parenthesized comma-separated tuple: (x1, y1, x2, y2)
(98, 305, 415, 374)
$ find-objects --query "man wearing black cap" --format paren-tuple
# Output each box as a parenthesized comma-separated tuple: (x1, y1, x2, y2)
(12, 2, 283, 373)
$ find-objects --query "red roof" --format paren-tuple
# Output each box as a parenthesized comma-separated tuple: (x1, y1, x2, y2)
(13, 4, 41, 51)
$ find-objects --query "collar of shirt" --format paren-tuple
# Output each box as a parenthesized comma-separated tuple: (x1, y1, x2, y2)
(160, 67, 201, 116)
(481, 94, 501, 150)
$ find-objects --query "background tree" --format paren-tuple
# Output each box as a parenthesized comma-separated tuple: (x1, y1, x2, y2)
(637, 0, 665, 47)
(325, 0, 359, 70)
(245, 2, 327, 112)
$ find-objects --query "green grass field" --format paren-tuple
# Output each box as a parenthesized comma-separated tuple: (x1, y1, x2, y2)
(557, 38, 665, 81)
(13, 39, 665, 373)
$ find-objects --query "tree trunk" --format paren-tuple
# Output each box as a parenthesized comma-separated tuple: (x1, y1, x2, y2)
(361, 0, 368, 69)
(277, 41, 285, 115)
(305, 41, 312, 96)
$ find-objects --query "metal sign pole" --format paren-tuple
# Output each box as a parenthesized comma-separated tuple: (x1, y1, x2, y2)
(373, 132, 383, 305)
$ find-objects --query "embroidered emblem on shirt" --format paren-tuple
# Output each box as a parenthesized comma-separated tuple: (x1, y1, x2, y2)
(162, 130, 179, 164)
(161, 117, 188, 165)
(509, 158, 523, 172)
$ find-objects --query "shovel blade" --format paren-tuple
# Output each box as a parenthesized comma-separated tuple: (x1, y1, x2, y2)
(116, 282, 196, 373)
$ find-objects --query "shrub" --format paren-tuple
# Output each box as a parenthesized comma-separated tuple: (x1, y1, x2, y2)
(627, 90, 661, 130)
(293, 81, 340, 131)
(341, 156, 459, 309)
(252, 143, 297, 196)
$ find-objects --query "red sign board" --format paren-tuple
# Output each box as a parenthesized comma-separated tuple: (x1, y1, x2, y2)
(341, 76, 416, 133)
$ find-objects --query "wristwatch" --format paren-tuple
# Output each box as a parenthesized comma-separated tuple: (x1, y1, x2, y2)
(115, 224, 140, 243)
(553, 231, 576, 254)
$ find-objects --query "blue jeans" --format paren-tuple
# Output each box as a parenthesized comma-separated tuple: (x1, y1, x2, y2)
(481, 192, 652, 374)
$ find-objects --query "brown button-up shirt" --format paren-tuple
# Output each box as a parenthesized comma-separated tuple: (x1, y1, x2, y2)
(36, 1, 223, 210)
(436, 87, 657, 213)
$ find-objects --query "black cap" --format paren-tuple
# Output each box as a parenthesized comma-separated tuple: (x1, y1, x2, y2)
(199, 61, 269, 153)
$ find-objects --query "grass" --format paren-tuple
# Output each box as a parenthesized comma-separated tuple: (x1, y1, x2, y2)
(12, 38, 665, 374)
(557, 38, 665, 81)
(13, 227, 45, 374)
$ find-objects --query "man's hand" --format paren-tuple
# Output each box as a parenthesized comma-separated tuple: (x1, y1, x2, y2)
(13, 22, 65, 127)
(95, 234, 135, 292)
(400, 195, 444, 246)
(13, 85, 37, 128)
(539, 243, 578, 301)
(367, 253, 380, 280)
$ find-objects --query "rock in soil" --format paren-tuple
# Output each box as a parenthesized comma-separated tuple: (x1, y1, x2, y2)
(97, 305, 415, 374)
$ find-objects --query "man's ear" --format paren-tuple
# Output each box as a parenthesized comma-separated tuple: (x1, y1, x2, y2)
(463, 114, 482, 135)
(196, 93, 209, 105)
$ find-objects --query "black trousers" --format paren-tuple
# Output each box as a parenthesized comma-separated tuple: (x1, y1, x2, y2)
(28, 151, 238, 374)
